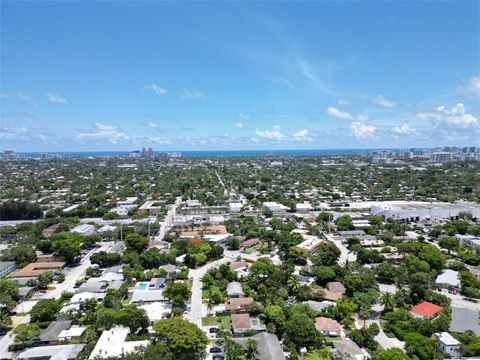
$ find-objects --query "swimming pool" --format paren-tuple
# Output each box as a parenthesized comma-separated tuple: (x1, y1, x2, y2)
(138, 282, 149, 290)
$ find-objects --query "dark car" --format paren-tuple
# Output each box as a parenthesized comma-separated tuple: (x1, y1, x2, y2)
(210, 346, 223, 353)
(209, 327, 220, 333)
(213, 356, 225, 360)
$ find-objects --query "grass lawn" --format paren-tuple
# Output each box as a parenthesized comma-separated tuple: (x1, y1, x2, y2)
(202, 316, 231, 329)
(302, 348, 332, 359)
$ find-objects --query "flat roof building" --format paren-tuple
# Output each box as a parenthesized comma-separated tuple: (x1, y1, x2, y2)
(89, 327, 149, 359)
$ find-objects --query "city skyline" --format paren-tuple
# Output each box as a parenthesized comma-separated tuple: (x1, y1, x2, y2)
(1, 1, 480, 151)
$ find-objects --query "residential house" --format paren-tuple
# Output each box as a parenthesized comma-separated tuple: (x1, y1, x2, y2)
(224, 297, 253, 312)
(332, 339, 370, 360)
(303, 300, 336, 312)
(17, 344, 85, 360)
(323, 282, 346, 301)
(33, 321, 72, 344)
(89, 327, 149, 359)
(315, 317, 342, 337)
(435, 269, 460, 291)
(232, 332, 285, 360)
(410, 301, 443, 319)
(10, 262, 65, 279)
(435, 332, 461, 358)
(0, 261, 16, 277)
(231, 314, 266, 334)
(226, 282, 244, 298)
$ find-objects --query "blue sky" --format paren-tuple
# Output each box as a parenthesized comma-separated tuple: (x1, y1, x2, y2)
(1, 1, 479, 151)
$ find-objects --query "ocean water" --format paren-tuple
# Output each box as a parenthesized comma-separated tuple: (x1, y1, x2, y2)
(20, 149, 377, 158)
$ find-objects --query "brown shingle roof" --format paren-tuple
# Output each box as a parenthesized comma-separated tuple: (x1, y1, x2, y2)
(231, 314, 251, 330)
(315, 317, 342, 333)
(224, 297, 253, 311)
(11, 262, 65, 278)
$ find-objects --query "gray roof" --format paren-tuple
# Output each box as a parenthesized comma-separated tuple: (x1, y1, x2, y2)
(233, 332, 284, 360)
(102, 265, 123, 274)
(227, 282, 244, 296)
(37, 321, 72, 342)
(0, 261, 15, 270)
(18, 286, 33, 297)
(78, 282, 105, 293)
(108, 280, 124, 290)
(107, 241, 124, 254)
(333, 339, 364, 356)
(303, 300, 336, 312)
(435, 269, 460, 287)
(450, 307, 480, 335)
(131, 290, 165, 303)
(160, 264, 176, 273)
(18, 344, 85, 360)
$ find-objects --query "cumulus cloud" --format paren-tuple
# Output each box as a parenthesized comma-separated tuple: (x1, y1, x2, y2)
(255, 124, 285, 140)
(143, 83, 167, 96)
(147, 121, 158, 129)
(417, 103, 477, 128)
(326, 106, 369, 122)
(235, 122, 245, 129)
(350, 121, 375, 140)
(458, 75, 480, 98)
(77, 123, 130, 144)
(293, 128, 309, 141)
(46, 92, 67, 103)
(371, 94, 396, 108)
(181, 89, 207, 100)
(326, 106, 354, 120)
(393, 123, 415, 135)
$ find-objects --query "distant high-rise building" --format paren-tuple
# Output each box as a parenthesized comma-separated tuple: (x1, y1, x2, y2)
(141, 147, 147, 158)
(128, 150, 141, 158)
(148, 147, 154, 158)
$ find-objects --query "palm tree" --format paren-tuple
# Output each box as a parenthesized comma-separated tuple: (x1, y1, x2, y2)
(206, 297, 216, 316)
(287, 276, 301, 295)
(380, 292, 395, 313)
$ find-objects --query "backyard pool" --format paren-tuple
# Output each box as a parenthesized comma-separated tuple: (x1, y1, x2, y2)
(138, 282, 149, 290)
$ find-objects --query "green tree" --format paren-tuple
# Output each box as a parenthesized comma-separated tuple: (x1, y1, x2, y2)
(438, 236, 459, 254)
(125, 233, 149, 253)
(373, 348, 410, 360)
(0, 279, 20, 312)
(313, 241, 341, 266)
(153, 318, 208, 359)
(163, 282, 191, 308)
(30, 299, 60, 322)
(380, 292, 395, 313)
(284, 313, 323, 349)
(1, 244, 37, 267)
(52, 237, 81, 263)
(14, 323, 41, 344)
(336, 215, 354, 231)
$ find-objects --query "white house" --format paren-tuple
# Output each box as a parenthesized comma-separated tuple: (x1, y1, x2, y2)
(436, 332, 461, 358)
(89, 327, 149, 359)
(71, 224, 95, 236)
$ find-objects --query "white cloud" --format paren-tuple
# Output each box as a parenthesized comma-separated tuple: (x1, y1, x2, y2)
(143, 83, 167, 96)
(46, 91, 67, 103)
(0, 92, 10, 98)
(326, 106, 354, 120)
(296, 58, 333, 95)
(255, 124, 285, 140)
(293, 128, 309, 141)
(235, 122, 245, 129)
(38, 134, 48, 144)
(77, 123, 130, 144)
(371, 94, 396, 108)
(417, 103, 477, 128)
(458, 75, 480, 98)
(16, 92, 37, 107)
(0, 126, 28, 140)
(181, 89, 207, 100)
(393, 123, 415, 134)
(351, 121, 375, 140)
(326, 106, 370, 122)
(147, 121, 158, 129)
(238, 113, 251, 120)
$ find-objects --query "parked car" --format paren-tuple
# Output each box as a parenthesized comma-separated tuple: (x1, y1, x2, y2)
(209, 327, 220, 333)
(210, 346, 223, 353)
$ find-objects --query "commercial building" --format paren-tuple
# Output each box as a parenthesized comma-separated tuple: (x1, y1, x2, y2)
(456, 234, 480, 248)
(0, 261, 16, 277)
(371, 201, 480, 223)
(263, 202, 288, 213)
(71, 224, 95, 236)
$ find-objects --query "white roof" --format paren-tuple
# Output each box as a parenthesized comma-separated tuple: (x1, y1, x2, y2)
(71, 224, 95, 234)
(70, 292, 103, 303)
(131, 290, 165, 303)
(436, 332, 460, 346)
(139, 302, 172, 322)
(435, 269, 460, 287)
(18, 344, 85, 360)
(89, 327, 149, 359)
(58, 326, 86, 339)
(263, 202, 288, 211)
